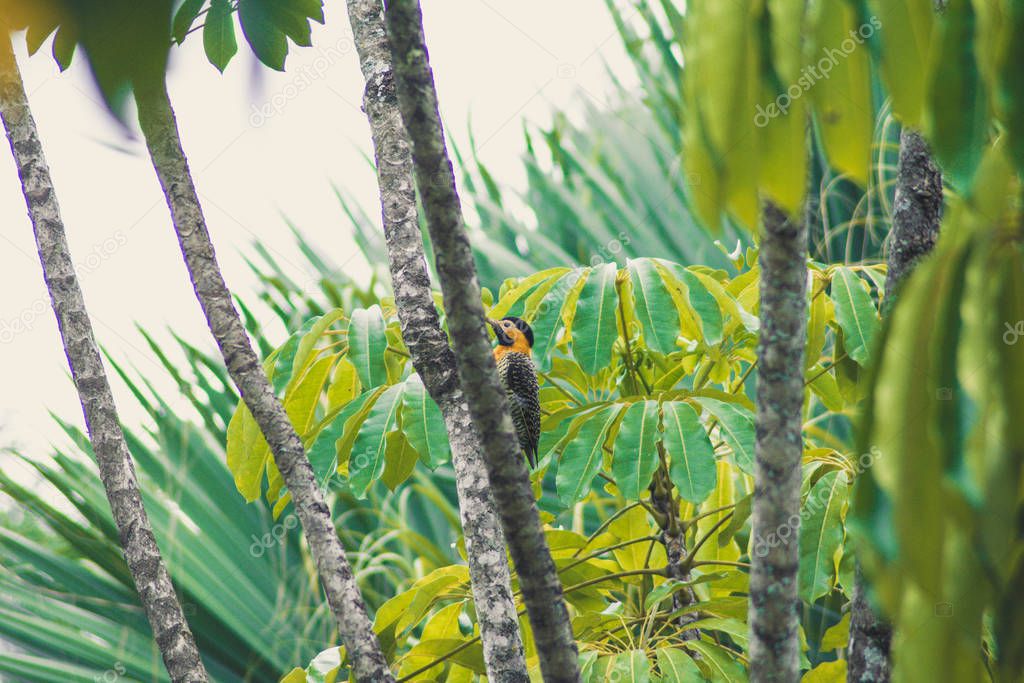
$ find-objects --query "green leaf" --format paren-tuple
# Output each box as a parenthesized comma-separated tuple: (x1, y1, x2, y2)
(809, 2, 873, 186)
(608, 649, 650, 683)
(695, 398, 755, 474)
(238, 0, 288, 70)
(801, 659, 846, 682)
(349, 383, 404, 497)
(612, 400, 660, 500)
(51, 25, 76, 71)
(381, 431, 418, 491)
(203, 0, 239, 73)
(173, 0, 206, 44)
(868, 0, 933, 128)
(661, 401, 717, 503)
(830, 267, 879, 366)
(657, 260, 725, 345)
(657, 647, 703, 682)
(927, 0, 988, 190)
(798, 470, 848, 602)
(820, 613, 850, 651)
(306, 387, 384, 485)
(572, 262, 619, 374)
(531, 269, 584, 372)
(687, 640, 747, 682)
(556, 404, 622, 505)
(401, 374, 451, 469)
(347, 305, 389, 389)
(628, 258, 680, 354)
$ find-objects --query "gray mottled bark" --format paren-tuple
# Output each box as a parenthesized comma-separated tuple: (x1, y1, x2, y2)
(133, 81, 393, 683)
(344, 1, 528, 680)
(0, 37, 207, 683)
(748, 200, 808, 683)
(383, 2, 580, 681)
(847, 129, 942, 683)
(883, 129, 943, 305)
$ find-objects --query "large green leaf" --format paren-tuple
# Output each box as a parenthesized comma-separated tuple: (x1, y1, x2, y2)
(656, 260, 724, 345)
(203, 0, 238, 72)
(401, 374, 451, 469)
(530, 269, 585, 372)
(556, 404, 623, 505)
(608, 649, 650, 683)
(612, 400, 660, 500)
(628, 258, 680, 354)
(695, 398, 755, 474)
(347, 305, 389, 389)
(869, 0, 934, 128)
(657, 647, 703, 682)
(798, 469, 849, 602)
(348, 384, 404, 497)
(661, 401, 717, 504)
(830, 267, 879, 366)
(572, 262, 619, 374)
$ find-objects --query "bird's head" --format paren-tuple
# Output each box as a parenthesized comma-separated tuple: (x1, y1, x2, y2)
(487, 316, 534, 355)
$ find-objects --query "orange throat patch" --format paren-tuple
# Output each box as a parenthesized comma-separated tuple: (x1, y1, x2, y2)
(494, 338, 532, 360)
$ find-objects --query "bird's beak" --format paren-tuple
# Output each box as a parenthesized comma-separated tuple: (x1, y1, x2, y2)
(486, 318, 502, 335)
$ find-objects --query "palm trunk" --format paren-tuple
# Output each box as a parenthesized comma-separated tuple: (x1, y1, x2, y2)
(748, 200, 808, 683)
(0, 36, 207, 683)
(344, 2, 528, 680)
(133, 80, 393, 683)
(383, 1, 580, 680)
(847, 128, 942, 683)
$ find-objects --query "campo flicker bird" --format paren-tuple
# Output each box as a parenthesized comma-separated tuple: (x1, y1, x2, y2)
(487, 316, 541, 468)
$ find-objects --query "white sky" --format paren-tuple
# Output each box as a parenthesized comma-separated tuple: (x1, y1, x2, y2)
(0, 1, 638, 464)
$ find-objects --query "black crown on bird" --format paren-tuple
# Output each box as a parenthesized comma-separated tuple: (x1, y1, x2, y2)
(488, 316, 534, 348)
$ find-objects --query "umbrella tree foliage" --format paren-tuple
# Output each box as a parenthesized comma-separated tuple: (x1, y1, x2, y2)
(227, 253, 887, 680)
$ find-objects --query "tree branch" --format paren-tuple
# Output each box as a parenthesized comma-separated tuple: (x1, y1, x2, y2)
(0, 36, 207, 683)
(342, 1, 527, 679)
(383, 2, 579, 680)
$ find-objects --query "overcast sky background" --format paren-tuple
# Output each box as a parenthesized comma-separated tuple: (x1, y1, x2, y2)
(0, 2, 638, 473)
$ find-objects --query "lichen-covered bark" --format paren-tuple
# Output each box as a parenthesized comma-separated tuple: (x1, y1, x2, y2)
(847, 128, 942, 683)
(344, 1, 528, 679)
(0, 37, 207, 683)
(383, 2, 579, 680)
(884, 129, 943, 305)
(748, 201, 808, 683)
(133, 81, 393, 683)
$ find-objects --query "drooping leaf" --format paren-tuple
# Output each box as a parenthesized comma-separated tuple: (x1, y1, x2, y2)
(798, 469, 849, 602)
(401, 374, 451, 469)
(572, 262, 619, 374)
(661, 401, 717, 503)
(238, 0, 288, 70)
(656, 260, 725, 345)
(869, 0, 933, 128)
(173, 0, 206, 44)
(530, 269, 584, 372)
(612, 400, 660, 500)
(556, 404, 623, 505)
(347, 305, 389, 389)
(628, 258, 680, 354)
(204, 0, 238, 72)
(695, 398, 755, 474)
(381, 431, 418, 491)
(657, 647, 703, 682)
(348, 383, 404, 497)
(830, 267, 879, 366)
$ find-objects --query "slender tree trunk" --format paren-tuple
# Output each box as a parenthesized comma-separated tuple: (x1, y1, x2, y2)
(133, 80, 393, 683)
(343, 2, 528, 680)
(383, 2, 580, 680)
(847, 128, 942, 683)
(748, 200, 808, 683)
(0, 36, 207, 683)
